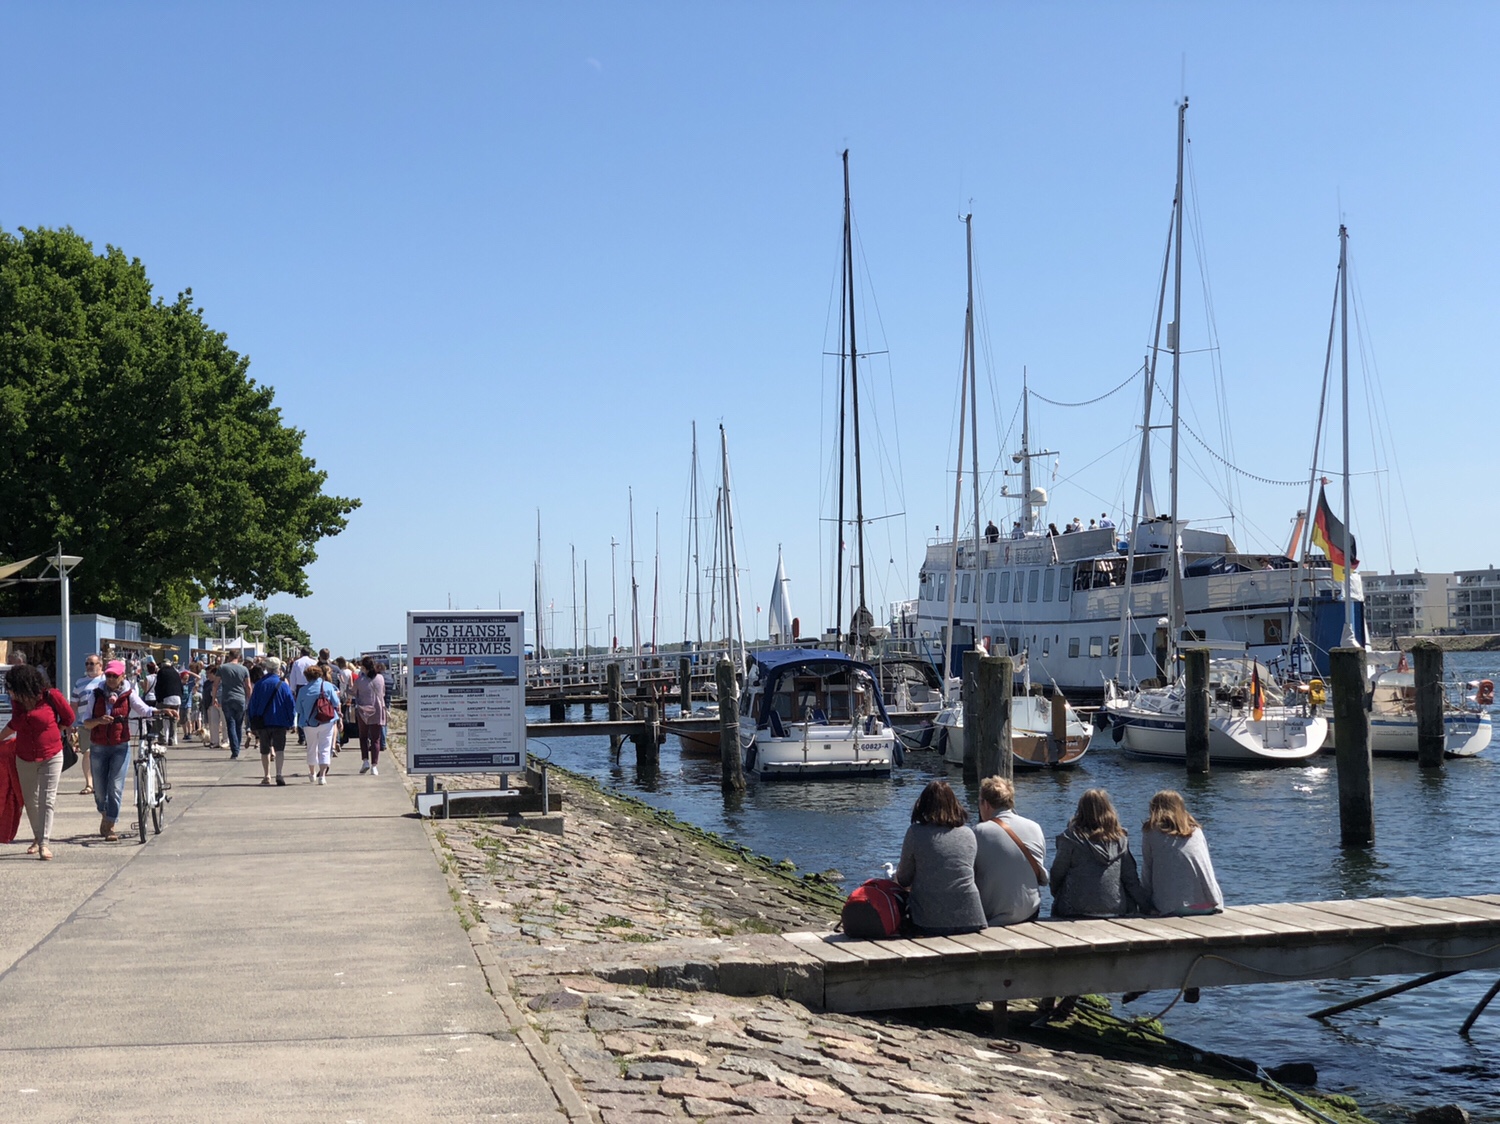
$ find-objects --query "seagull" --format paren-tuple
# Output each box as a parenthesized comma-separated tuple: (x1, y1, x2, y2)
(881, 862, 897, 879)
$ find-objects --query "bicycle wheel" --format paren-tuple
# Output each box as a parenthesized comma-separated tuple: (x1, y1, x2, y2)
(135, 761, 150, 844)
(151, 761, 165, 833)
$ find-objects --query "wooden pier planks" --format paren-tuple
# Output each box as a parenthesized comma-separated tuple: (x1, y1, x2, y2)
(786, 894, 1500, 1013)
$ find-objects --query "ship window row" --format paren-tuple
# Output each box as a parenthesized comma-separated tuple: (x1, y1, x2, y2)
(922, 564, 1074, 605)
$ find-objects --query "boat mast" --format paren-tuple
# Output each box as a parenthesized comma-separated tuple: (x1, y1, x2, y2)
(941, 220, 973, 696)
(720, 424, 747, 676)
(842, 149, 869, 648)
(1338, 223, 1357, 647)
(833, 159, 850, 646)
(534, 510, 546, 659)
(1167, 97, 1188, 664)
(685, 422, 704, 649)
(966, 216, 982, 654)
(610, 536, 618, 652)
(583, 560, 589, 677)
(571, 544, 578, 660)
(652, 511, 661, 655)
(629, 489, 641, 660)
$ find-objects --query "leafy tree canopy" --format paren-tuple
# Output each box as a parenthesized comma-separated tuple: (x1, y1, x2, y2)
(0, 227, 358, 631)
(265, 612, 311, 649)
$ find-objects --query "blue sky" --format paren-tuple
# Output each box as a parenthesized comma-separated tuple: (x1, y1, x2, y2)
(4, 3, 1496, 655)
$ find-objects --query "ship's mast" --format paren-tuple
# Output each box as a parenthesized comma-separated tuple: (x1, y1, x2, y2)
(1167, 96, 1188, 657)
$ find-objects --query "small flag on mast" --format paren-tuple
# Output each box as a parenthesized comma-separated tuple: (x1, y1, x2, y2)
(1310, 485, 1359, 583)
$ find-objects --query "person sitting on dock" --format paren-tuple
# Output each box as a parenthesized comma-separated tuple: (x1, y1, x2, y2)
(894, 780, 986, 937)
(973, 776, 1048, 926)
(1049, 788, 1151, 918)
(1140, 790, 1223, 915)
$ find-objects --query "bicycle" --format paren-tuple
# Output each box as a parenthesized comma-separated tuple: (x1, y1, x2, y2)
(132, 718, 171, 843)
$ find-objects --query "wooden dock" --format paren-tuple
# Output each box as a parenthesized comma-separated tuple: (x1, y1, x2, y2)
(782, 894, 1500, 1014)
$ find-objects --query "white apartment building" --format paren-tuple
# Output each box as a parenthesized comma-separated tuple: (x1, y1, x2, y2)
(1362, 571, 1454, 640)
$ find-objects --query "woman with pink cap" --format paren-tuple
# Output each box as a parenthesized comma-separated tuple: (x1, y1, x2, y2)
(81, 659, 164, 840)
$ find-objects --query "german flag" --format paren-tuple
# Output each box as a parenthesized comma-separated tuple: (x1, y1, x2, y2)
(1310, 485, 1359, 582)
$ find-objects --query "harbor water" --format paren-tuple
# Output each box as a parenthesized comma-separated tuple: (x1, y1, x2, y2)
(528, 651, 1500, 1123)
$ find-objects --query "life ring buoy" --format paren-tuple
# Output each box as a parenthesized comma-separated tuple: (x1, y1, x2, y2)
(1477, 680, 1494, 707)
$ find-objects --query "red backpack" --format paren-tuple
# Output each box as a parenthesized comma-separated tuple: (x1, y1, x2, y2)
(839, 878, 908, 939)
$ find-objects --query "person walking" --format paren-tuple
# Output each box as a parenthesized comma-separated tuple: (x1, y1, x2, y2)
(0, 664, 75, 860)
(216, 650, 250, 760)
(248, 657, 296, 786)
(154, 658, 184, 745)
(972, 775, 1049, 926)
(354, 656, 387, 775)
(71, 654, 104, 796)
(180, 661, 201, 739)
(81, 660, 161, 841)
(295, 665, 341, 784)
(287, 648, 315, 746)
(202, 663, 224, 749)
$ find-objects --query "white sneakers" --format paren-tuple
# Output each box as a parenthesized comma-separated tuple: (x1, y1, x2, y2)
(359, 761, 370, 774)
(370, 765, 378, 776)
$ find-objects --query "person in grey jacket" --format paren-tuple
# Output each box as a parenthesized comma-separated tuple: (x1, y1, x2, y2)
(1140, 790, 1223, 915)
(1049, 788, 1151, 918)
(894, 780, 986, 936)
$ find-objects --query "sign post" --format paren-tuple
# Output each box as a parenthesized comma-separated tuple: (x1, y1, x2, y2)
(407, 611, 526, 813)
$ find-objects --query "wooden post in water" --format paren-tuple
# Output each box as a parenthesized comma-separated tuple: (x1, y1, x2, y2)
(1330, 646, 1375, 847)
(1184, 647, 1210, 775)
(549, 700, 566, 723)
(1050, 689, 1068, 766)
(637, 697, 660, 767)
(606, 662, 623, 753)
(974, 655, 1013, 780)
(962, 649, 981, 781)
(679, 656, 693, 717)
(716, 658, 745, 793)
(1413, 641, 1446, 770)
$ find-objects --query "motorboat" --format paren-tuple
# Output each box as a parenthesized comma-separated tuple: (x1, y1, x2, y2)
(739, 649, 898, 780)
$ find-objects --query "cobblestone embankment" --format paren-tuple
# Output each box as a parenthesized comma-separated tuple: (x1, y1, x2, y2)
(388, 717, 1373, 1124)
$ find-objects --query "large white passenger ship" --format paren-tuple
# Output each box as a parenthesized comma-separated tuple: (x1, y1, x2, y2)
(911, 519, 1363, 703)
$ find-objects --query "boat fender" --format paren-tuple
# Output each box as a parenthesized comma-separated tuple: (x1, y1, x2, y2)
(1111, 717, 1124, 744)
(893, 742, 905, 768)
(743, 745, 757, 772)
(1308, 679, 1327, 707)
(1478, 680, 1495, 707)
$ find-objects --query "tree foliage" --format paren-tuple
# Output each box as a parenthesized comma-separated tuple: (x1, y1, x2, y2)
(0, 227, 357, 629)
(266, 612, 311, 648)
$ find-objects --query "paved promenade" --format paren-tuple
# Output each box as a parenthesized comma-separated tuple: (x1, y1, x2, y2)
(0, 741, 565, 1122)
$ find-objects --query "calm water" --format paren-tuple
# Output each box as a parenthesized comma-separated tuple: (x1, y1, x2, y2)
(528, 652, 1500, 1122)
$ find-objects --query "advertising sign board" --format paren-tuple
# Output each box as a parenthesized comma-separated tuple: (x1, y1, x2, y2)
(406, 611, 525, 774)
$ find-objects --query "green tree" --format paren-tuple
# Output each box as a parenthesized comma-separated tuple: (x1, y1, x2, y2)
(266, 612, 311, 649)
(0, 227, 358, 629)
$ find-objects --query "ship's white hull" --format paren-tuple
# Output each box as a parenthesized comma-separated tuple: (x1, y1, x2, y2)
(934, 695, 1090, 768)
(1367, 711, 1492, 759)
(741, 719, 897, 779)
(1106, 697, 1327, 764)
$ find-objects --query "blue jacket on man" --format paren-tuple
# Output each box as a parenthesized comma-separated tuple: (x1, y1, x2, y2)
(248, 673, 296, 729)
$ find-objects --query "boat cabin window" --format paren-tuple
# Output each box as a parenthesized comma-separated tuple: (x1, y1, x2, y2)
(1068, 637, 1080, 658)
(1042, 637, 1051, 655)
(960, 573, 971, 604)
(937, 573, 947, 602)
(1089, 636, 1104, 658)
(1058, 565, 1071, 603)
(1027, 569, 1041, 602)
(985, 572, 997, 603)
(1043, 569, 1056, 602)
(1131, 633, 1149, 657)
(1008, 637, 1021, 656)
(998, 572, 1012, 601)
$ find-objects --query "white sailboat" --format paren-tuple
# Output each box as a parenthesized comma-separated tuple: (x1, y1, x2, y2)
(926, 214, 1090, 770)
(1103, 99, 1327, 765)
(739, 151, 897, 780)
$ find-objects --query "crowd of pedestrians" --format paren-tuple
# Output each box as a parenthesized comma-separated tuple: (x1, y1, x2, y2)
(894, 779, 1223, 938)
(1, 644, 394, 859)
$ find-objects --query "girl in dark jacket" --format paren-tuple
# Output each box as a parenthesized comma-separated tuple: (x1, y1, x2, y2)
(1050, 788, 1152, 918)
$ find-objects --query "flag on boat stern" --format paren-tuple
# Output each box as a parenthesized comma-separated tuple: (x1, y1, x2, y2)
(1311, 485, 1359, 582)
(1251, 663, 1265, 722)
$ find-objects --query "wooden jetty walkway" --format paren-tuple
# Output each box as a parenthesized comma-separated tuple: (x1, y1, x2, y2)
(780, 894, 1500, 1014)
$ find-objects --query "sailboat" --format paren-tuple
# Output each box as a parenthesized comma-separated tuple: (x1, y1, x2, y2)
(739, 151, 898, 780)
(1304, 227, 1489, 760)
(922, 214, 1090, 770)
(1103, 99, 1327, 765)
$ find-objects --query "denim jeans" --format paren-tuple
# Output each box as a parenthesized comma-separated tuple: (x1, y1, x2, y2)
(222, 701, 247, 757)
(91, 741, 131, 822)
